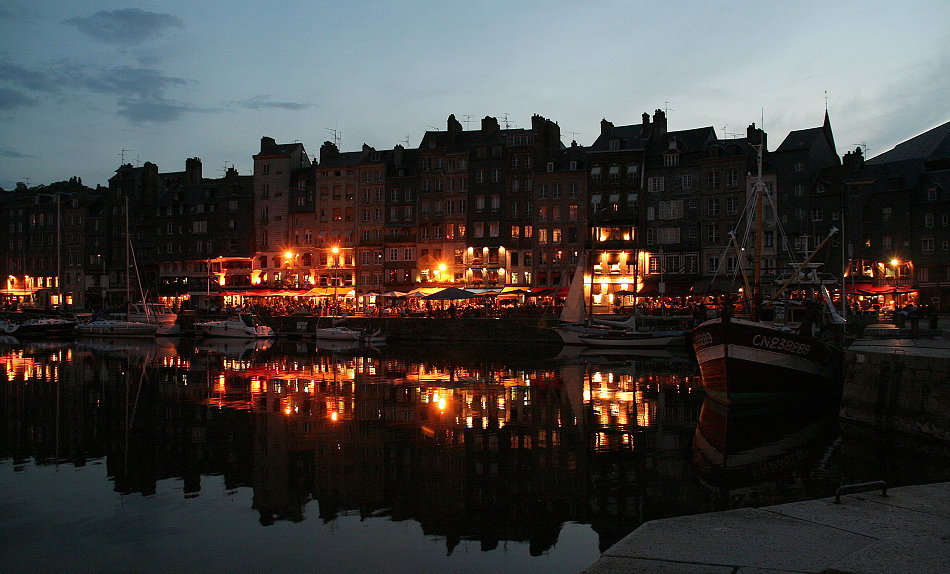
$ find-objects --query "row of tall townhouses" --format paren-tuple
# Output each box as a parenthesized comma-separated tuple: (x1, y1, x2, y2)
(3, 111, 949, 311)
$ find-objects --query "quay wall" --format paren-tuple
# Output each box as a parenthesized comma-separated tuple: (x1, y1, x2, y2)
(841, 342, 950, 442)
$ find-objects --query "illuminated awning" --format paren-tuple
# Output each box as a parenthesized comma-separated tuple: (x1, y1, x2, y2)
(0, 288, 37, 296)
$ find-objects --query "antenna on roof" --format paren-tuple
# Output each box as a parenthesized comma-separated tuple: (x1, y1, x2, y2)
(852, 142, 869, 156)
(462, 115, 473, 129)
(426, 125, 439, 131)
(326, 128, 341, 148)
(664, 101, 674, 116)
(824, 90, 829, 111)
(502, 113, 511, 129)
(119, 149, 131, 163)
(568, 130, 580, 141)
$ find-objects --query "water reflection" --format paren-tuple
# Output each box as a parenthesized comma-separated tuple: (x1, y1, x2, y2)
(1, 338, 947, 572)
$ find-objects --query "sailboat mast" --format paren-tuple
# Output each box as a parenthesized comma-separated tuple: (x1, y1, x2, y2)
(125, 196, 130, 318)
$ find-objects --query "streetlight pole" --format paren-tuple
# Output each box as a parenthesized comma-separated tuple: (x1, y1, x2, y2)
(332, 246, 340, 316)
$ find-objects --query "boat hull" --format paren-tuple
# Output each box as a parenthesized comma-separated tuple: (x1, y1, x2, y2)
(0, 318, 76, 338)
(312, 327, 362, 341)
(691, 317, 840, 405)
(76, 320, 158, 338)
(579, 331, 685, 348)
(194, 314, 274, 339)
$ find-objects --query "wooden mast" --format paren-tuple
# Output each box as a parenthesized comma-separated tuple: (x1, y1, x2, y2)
(751, 142, 764, 321)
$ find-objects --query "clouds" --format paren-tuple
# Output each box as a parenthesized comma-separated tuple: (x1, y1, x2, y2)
(65, 8, 183, 46)
(240, 96, 311, 111)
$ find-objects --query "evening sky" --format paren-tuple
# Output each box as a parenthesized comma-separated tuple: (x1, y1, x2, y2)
(1, 0, 948, 189)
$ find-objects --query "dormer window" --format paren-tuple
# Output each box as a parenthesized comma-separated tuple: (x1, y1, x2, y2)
(547, 161, 554, 172)
(663, 154, 679, 167)
(569, 160, 577, 171)
(608, 139, 620, 151)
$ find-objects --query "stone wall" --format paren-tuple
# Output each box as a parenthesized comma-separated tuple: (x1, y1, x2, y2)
(841, 345, 950, 442)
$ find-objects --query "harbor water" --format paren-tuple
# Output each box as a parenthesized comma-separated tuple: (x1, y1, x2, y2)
(2, 337, 948, 573)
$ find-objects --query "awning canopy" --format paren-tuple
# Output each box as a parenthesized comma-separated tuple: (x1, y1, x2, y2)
(422, 287, 479, 300)
(843, 282, 917, 295)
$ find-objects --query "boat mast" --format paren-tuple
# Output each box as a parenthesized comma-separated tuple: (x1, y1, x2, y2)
(125, 196, 130, 320)
(751, 143, 764, 321)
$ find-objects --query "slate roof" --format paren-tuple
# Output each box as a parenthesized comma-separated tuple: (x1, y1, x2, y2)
(867, 120, 950, 165)
(589, 124, 647, 152)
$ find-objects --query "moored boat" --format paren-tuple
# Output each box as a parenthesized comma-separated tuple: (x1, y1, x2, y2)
(312, 325, 363, 340)
(75, 318, 159, 338)
(689, 143, 844, 405)
(579, 328, 687, 348)
(122, 303, 180, 336)
(195, 313, 275, 339)
(0, 316, 77, 338)
(691, 314, 840, 404)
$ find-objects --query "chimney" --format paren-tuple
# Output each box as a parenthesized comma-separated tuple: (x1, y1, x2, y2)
(642, 112, 650, 127)
(393, 144, 403, 167)
(746, 123, 767, 149)
(652, 109, 667, 136)
(601, 118, 614, 136)
(260, 136, 276, 153)
(185, 157, 202, 185)
(320, 141, 340, 164)
(481, 116, 499, 133)
(447, 114, 463, 139)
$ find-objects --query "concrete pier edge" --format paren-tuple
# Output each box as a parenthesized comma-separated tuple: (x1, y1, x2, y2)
(584, 481, 950, 574)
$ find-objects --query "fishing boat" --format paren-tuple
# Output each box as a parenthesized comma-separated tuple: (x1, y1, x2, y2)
(195, 313, 275, 339)
(690, 143, 844, 405)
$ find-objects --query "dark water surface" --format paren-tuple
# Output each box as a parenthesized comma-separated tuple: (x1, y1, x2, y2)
(2, 337, 947, 573)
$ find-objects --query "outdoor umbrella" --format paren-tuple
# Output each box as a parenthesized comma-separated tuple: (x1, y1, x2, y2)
(422, 287, 478, 300)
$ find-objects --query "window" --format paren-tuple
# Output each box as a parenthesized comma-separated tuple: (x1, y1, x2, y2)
(707, 225, 719, 243)
(794, 162, 804, 172)
(707, 171, 719, 188)
(725, 196, 738, 216)
(685, 254, 698, 274)
(727, 170, 739, 188)
(927, 187, 938, 201)
(922, 238, 935, 254)
(663, 154, 678, 167)
(925, 212, 934, 227)
(707, 199, 720, 216)
(681, 174, 692, 190)
(648, 177, 664, 192)
(794, 183, 804, 197)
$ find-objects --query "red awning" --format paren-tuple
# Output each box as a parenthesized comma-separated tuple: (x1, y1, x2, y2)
(843, 282, 917, 295)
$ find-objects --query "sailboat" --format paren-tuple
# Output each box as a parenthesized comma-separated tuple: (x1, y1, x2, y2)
(76, 198, 158, 339)
(690, 144, 844, 405)
(553, 254, 614, 345)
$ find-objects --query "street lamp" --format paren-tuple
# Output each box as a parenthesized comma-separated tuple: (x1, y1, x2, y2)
(284, 250, 296, 287)
(331, 246, 340, 315)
